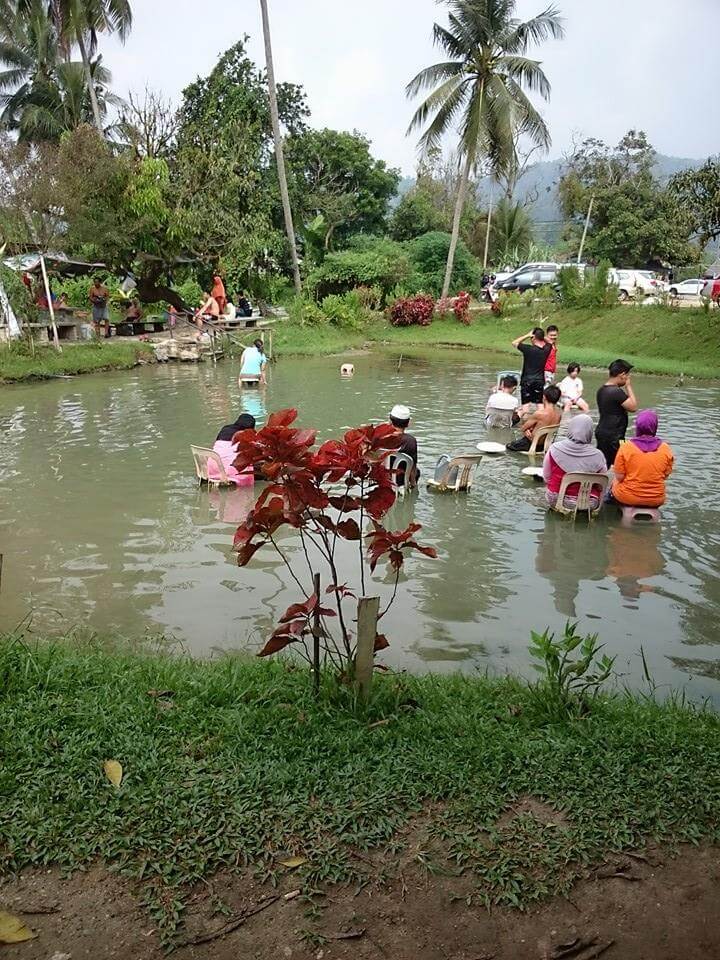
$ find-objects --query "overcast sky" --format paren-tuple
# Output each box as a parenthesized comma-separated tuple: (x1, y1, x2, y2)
(104, 0, 719, 174)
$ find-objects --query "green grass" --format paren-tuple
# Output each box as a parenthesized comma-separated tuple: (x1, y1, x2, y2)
(275, 304, 720, 378)
(0, 340, 154, 383)
(1, 637, 719, 944)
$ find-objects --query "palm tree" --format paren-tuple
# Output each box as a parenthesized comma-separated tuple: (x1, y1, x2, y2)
(489, 196, 534, 263)
(18, 59, 121, 140)
(407, 0, 564, 299)
(0, 0, 60, 123)
(18, 0, 132, 132)
(259, 0, 302, 295)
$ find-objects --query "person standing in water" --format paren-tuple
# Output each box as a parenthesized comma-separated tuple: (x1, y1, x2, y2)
(595, 359, 637, 467)
(512, 327, 552, 405)
(239, 338, 267, 386)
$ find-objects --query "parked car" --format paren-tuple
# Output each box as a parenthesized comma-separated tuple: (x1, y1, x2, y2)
(495, 264, 559, 293)
(701, 278, 720, 302)
(668, 278, 704, 298)
(608, 269, 659, 300)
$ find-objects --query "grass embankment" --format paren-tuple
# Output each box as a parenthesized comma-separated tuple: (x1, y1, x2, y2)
(275, 305, 720, 378)
(0, 340, 154, 383)
(1, 639, 718, 945)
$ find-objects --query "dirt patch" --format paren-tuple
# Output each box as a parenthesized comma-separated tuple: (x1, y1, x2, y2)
(1, 845, 719, 959)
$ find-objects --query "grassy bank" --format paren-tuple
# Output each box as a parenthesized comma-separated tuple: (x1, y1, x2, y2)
(274, 304, 720, 378)
(1, 638, 718, 945)
(0, 340, 154, 383)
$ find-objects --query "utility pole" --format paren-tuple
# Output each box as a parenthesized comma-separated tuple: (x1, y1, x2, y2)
(483, 193, 493, 270)
(577, 194, 595, 266)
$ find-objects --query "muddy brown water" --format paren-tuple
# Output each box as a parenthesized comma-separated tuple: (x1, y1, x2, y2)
(1, 351, 719, 701)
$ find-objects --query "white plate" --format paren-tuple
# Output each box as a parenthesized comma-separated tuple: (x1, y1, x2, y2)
(521, 466, 544, 477)
(476, 441, 506, 454)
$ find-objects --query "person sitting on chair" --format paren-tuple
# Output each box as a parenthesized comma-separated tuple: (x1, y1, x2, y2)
(507, 385, 561, 452)
(125, 299, 143, 323)
(195, 291, 220, 335)
(222, 297, 236, 320)
(389, 403, 419, 489)
(542, 414, 607, 509)
(239, 338, 267, 385)
(611, 410, 674, 507)
(237, 292, 253, 318)
(485, 375, 519, 428)
(207, 413, 256, 486)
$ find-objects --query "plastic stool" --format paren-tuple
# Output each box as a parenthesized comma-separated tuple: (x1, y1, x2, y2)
(620, 505, 661, 525)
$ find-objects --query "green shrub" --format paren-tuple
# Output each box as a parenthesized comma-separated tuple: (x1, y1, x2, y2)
(557, 260, 616, 309)
(287, 296, 329, 327)
(407, 231, 480, 297)
(307, 236, 411, 300)
(320, 291, 369, 329)
(174, 277, 204, 307)
(0, 264, 36, 322)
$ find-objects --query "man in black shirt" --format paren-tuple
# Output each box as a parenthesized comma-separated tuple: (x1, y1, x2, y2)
(595, 359, 638, 466)
(389, 404, 418, 489)
(512, 327, 552, 405)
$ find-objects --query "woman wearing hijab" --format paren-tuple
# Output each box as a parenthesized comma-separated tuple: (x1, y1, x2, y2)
(611, 410, 674, 507)
(208, 413, 256, 486)
(542, 414, 608, 509)
(211, 274, 227, 313)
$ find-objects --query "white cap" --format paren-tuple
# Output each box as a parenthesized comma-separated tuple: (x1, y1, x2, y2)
(390, 404, 411, 421)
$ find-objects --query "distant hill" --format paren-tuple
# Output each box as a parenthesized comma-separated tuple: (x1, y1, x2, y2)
(394, 155, 702, 245)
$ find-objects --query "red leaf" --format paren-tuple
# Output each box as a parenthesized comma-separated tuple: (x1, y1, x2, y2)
(236, 541, 264, 566)
(363, 486, 396, 519)
(279, 594, 317, 622)
(336, 518, 361, 541)
(267, 408, 298, 428)
(374, 633, 390, 651)
(326, 583, 357, 600)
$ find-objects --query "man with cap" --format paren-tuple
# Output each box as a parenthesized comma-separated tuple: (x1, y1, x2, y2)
(389, 404, 418, 489)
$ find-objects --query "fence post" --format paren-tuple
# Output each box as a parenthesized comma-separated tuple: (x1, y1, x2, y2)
(355, 596, 380, 699)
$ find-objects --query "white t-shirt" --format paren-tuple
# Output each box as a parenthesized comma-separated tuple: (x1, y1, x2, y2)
(558, 375, 583, 402)
(485, 390, 519, 427)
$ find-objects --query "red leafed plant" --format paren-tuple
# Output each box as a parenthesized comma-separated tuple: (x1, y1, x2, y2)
(232, 409, 437, 686)
(387, 294, 435, 327)
(453, 291, 471, 324)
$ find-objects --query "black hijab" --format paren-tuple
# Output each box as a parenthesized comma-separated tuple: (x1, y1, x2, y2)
(216, 413, 256, 442)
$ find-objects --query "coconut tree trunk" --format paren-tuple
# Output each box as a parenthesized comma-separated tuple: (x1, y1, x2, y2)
(259, 0, 302, 295)
(441, 151, 473, 300)
(76, 29, 103, 132)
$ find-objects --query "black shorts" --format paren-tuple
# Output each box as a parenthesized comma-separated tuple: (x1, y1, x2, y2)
(521, 378, 544, 405)
(596, 434, 621, 467)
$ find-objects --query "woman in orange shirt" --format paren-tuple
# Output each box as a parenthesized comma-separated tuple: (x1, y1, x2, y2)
(611, 410, 674, 507)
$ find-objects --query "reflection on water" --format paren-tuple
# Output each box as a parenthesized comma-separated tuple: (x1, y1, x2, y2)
(1, 352, 719, 702)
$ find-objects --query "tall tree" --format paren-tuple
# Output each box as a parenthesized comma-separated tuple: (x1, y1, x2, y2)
(406, 0, 563, 298)
(45, 0, 132, 132)
(670, 157, 720, 249)
(259, 0, 301, 294)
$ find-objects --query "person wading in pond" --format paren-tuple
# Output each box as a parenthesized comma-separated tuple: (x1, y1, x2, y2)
(239, 338, 267, 385)
(544, 324, 559, 384)
(208, 413, 257, 486)
(512, 327, 552, 405)
(595, 359, 638, 467)
(389, 403, 419, 489)
(542, 414, 608, 509)
(507, 385, 561, 452)
(611, 410, 674, 507)
(485, 375, 519, 428)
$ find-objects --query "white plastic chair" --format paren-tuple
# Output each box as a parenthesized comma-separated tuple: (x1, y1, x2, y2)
(620, 505, 661, 525)
(426, 454, 482, 492)
(386, 452, 416, 497)
(526, 424, 560, 456)
(551, 471, 609, 520)
(496, 369, 521, 388)
(190, 445, 233, 488)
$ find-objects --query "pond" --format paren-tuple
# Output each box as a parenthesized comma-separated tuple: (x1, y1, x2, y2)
(1, 351, 719, 702)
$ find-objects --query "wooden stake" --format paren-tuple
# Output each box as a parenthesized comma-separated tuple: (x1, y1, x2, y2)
(0, 553, 3, 598)
(312, 572, 321, 696)
(355, 596, 380, 699)
(40, 255, 61, 352)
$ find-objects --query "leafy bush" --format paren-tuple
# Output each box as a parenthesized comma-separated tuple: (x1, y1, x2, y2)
(174, 277, 204, 307)
(529, 622, 616, 723)
(287, 295, 328, 327)
(454, 290, 471, 324)
(387, 294, 435, 327)
(53, 275, 93, 308)
(557, 260, 616, 308)
(0, 265, 36, 322)
(407, 231, 480, 296)
(320, 291, 370, 329)
(307, 236, 411, 300)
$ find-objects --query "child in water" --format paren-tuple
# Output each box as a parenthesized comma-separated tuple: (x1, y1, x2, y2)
(558, 363, 589, 413)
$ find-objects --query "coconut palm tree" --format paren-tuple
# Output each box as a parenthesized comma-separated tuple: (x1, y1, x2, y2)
(17, 59, 121, 140)
(17, 0, 131, 132)
(407, 0, 564, 299)
(259, 0, 302, 294)
(0, 0, 60, 120)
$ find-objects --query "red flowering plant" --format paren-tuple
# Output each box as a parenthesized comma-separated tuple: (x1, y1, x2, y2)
(387, 294, 434, 327)
(231, 409, 437, 684)
(453, 291, 471, 324)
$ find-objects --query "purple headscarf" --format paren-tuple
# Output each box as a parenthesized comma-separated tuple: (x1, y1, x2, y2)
(630, 410, 663, 453)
